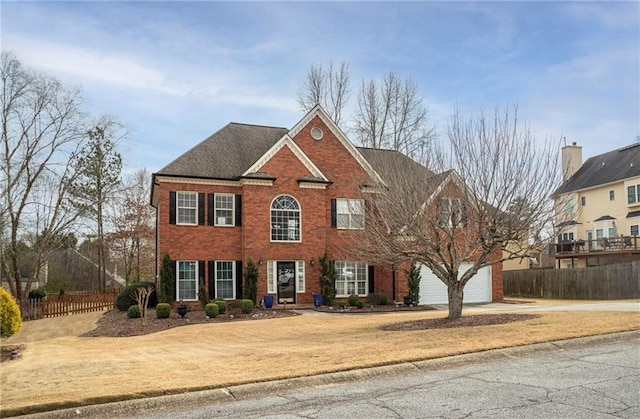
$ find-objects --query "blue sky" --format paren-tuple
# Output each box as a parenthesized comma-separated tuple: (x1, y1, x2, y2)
(2, 1, 638, 173)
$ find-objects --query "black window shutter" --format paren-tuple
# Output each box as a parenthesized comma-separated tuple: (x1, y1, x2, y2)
(331, 199, 337, 228)
(368, 265, 375, 294)
(208, 261, 215, 299)
(198, 261, 205, 294)
(236, 260, 243, 299)
(208, 194, 214, 226)
(170, 260, 177, 301)
(169, 192, 176, 225)
(198, 193, 205, 225)
(235, 194, 242, 226)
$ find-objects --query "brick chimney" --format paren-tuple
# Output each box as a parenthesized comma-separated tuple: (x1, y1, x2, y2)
(561, 141, 582, 182)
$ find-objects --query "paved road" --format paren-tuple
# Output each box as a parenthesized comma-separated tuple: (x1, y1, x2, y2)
(128, 336, 639, 419)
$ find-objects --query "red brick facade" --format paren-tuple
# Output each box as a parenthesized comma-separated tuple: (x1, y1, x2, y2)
(152, 107, 503, 306)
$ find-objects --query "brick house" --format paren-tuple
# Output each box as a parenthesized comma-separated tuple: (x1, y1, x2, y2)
(151, 106, 503, 306)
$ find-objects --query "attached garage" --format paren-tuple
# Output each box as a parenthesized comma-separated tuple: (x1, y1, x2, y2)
(418, 264, 492, 305)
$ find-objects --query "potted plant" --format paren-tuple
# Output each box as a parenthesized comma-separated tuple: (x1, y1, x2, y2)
(176, 301, 188, 318)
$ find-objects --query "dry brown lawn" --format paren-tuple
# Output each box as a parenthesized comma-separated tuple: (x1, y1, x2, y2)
(1, 306, 639, 415)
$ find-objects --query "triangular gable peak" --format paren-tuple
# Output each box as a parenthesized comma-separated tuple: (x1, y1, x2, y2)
(243, 134, 328, 181)
(288, 105, 386, 186)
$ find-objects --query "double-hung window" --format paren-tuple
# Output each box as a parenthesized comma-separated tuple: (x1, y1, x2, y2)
(271, 195, 300, 241)
(177, 192, 197, 225)
(215, 261, 235, 299)
(631, 225, 639, 236)
(336, 199, 364, 229)
(627, 184, 640, 205)
(215, 194, 234, 226)
(438, 198, 464, 227)
(177, 261, 198, 300)
(335, 261, 367, 297)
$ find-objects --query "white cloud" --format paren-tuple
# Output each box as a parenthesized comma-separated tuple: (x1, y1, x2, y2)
(7, 35, 189, 96)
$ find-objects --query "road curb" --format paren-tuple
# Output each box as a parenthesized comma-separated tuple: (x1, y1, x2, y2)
(11, 330, 640, 418)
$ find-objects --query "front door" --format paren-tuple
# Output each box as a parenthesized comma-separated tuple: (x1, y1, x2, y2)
(277, 261, 296, 304)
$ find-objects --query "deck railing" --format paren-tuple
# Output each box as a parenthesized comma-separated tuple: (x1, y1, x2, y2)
(553, 235, 639, 255)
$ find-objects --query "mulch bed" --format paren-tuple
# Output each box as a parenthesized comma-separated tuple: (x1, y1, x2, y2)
(81, 307, 300, 338)
(379, 313, 541, 331)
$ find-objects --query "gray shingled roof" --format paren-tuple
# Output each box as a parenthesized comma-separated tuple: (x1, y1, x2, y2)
(553, 143, 640, 196)
(155, 123, 289, 180)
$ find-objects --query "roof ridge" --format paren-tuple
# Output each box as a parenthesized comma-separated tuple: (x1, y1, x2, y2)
(228, 122, 289, 130)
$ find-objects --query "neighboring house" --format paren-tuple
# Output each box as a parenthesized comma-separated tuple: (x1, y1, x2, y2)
(552, 142, 640, 268)
(151, 106, 503, 306)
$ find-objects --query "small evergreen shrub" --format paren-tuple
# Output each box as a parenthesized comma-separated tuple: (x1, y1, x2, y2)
(116, 282, 157, 311)
(0, 287, 22, 338)
(355, 300, 365, 309)
(155, 303, 171, 319)
(28, 287, 47, 300)
(205, 303, 219, 318)
(348, 294, 360, 306)
(214, 299, 227, 314)
(198, 278, 209, 308)
(376, 293, 388, 306)
(127, 305, 141, 318)
(241, 299, 254, 314)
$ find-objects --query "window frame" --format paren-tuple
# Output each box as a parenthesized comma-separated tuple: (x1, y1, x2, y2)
(630, 225, 639, 236)
(214, 193, 235, 226)
(609, 190, 615, 201)
(628, 184, 640, 205)
(580, 196, 586, 206)
(176, 191, 198, 225)
(270, 195, 301, 242)
(334, 261, 368, 297)
(214, 260, 235, 300)
(336, 198, 365, 230)
(176, 260, 198, 301)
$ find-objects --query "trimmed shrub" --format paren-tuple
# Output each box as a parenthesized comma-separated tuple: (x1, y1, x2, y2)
(241, 299, 254, 314)
(116, 282, 157, 311)
(28, 287, 47, 300)
(376, 293, 388, 306)
(0, 287, 22, 338)
(355, 300, 365, 309)
(348, 294, 360, 307)
(127, 305, 141, 318)
(205, 303, 219, 318)
(155, 303, 171, 319)
(214, 299, 227, 314)
(198, 278, 209, 308)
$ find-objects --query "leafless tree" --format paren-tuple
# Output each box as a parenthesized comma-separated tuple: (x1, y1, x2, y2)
(359, 105, 560, 319)
(296, 61, 350, 127)
(0, 51, 89, 304)
(108, 168, 155, 284)
(354, 72, 436, 162)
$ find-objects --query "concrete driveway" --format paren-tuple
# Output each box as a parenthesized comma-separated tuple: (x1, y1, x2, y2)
(463, 299, 640, 313)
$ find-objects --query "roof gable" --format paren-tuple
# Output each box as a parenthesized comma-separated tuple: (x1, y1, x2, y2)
(291, 105, 385, 185)
(243, 135, 328, 181)
(554, 143, 640, 195)
(155, 123, 288, 180)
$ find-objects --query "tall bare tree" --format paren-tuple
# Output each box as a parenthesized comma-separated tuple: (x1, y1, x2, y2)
(296, 61, 350, 127)
(354, 72, 436, 162)
(108, 168, 155, 284)
(360, 105, 559, 319)
(0, 51, 89, 304)
(73, 122, 123, 290)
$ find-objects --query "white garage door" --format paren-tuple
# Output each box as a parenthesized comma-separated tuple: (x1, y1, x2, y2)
(418, 264, 492, 305)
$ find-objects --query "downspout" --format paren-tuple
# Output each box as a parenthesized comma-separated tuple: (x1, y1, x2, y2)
(392, 265, 396, 301)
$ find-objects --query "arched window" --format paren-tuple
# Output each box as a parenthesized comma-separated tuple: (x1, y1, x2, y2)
(271, 195, 300, 241)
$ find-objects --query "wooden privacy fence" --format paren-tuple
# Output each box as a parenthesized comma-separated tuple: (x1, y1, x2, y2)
(503, 261, 640, 300)
(21, 289, 119, 321)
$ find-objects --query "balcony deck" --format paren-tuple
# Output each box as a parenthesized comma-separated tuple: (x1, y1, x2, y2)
(553, 236, 640, 262)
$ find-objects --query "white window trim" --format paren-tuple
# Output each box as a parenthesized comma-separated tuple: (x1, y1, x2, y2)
(267, 260, 305, 294)
(214, 193, 235, 227)
(630, 224, 639, 236)
(270, 195, 302, 243)
(214, 260, 236, 300)
(336, 198, 365, 230)
(177, 191, 198, 225)
(627, 184, 640, 205)
(176, 260, 198, 301)
(334, 261, 368, 297)
(439, 197, 464, 228)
